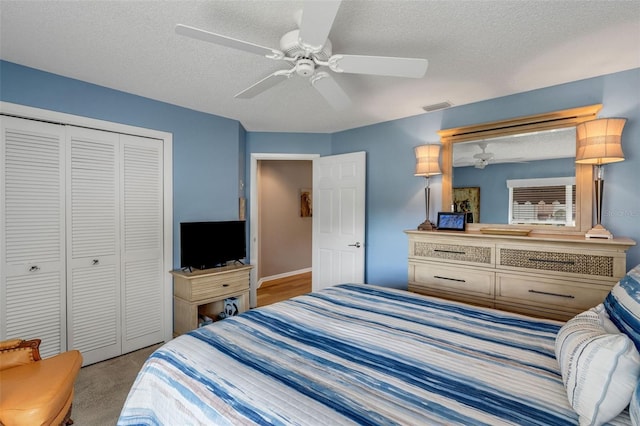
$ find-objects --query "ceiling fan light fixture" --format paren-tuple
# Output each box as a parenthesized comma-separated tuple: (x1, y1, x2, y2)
(296, 58, 316, 77)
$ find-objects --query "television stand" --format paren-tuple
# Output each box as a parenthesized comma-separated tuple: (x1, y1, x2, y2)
(171, 264, 252, 336)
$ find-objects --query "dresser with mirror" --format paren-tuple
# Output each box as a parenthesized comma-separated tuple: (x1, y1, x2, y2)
(407, 105, 636, 320)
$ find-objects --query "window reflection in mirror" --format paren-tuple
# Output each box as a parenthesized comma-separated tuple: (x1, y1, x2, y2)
(507, 177, 576, 226)
(452, 127, 576, 225)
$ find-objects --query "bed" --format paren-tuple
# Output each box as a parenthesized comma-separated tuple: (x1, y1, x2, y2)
(117, 283, 633, 425)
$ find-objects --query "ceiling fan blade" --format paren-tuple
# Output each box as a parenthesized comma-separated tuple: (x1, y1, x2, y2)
(473, 153, 493, 160)
(298, 0, 342, 52)
(176, 24, 283, 59)
(329, 55, 428, 78)
(310, 71, 351, 110)
(235, 70, 293, 99)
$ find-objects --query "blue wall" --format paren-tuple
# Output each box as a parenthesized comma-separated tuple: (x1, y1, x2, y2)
(331, 113, 446, 287)
(333, 68, 639, 286)
(2, 60, 638, 284)
(0, 61, 244, 267)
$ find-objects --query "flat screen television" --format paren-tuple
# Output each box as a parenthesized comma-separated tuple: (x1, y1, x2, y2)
(180, 220, 246, 270)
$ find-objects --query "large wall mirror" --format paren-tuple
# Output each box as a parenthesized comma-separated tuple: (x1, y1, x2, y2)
(438, 104, 602, 235)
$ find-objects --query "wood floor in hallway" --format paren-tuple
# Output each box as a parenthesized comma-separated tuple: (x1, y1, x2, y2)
(257, 271, 312, 307)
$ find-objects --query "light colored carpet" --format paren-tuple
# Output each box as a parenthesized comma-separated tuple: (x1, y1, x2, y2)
(72, 343, 162, 425)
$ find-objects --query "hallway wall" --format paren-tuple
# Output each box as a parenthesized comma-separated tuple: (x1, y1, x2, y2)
(258, 160, 312, 279)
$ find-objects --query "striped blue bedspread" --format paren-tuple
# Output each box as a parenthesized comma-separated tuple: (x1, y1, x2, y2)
(118, 284, 631, 425)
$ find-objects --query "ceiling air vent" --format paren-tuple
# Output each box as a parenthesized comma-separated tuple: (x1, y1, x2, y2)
(422, 101, 453, 112)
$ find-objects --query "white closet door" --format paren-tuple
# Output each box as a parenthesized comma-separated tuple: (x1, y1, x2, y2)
(1, 116, 66, 359)
(66, 126, 121, 365)
(120, 134, 164, 354)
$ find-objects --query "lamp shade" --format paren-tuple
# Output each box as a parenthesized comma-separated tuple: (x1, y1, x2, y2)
(575, 118, 626, 165)
(415, 144, 442, 176)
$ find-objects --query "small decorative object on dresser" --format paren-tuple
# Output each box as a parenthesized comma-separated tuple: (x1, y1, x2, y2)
(453, 186, 480, 223)
(436, 212, 466, 231)
(405, 229, 635, 321)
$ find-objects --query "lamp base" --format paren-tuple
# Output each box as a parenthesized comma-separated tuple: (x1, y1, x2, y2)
(585, 224, 613, 239)
(417, 220, 436, 231)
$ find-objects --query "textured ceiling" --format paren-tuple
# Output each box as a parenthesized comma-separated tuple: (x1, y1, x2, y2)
(1, 0, 639, 133)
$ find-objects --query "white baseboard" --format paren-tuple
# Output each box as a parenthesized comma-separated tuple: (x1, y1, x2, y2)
(257, 267, 312, 288)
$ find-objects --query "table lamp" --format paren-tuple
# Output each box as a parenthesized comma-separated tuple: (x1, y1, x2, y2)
(575, 117, 626, 239)
(415, 144, 442, 230)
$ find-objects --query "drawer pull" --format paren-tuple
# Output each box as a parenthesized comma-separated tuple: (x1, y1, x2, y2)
(223, 284, 229, 287)
(434, 275, 466, 283)
(434, 249, 466, 255)
(528, 289, 575, 299)
(528, 257, 575, 265)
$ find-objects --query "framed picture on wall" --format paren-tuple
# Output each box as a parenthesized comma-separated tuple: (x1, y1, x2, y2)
(453, 187, 480, 223)
(300, 188, 312, 217)
(239, 197, 246, 221)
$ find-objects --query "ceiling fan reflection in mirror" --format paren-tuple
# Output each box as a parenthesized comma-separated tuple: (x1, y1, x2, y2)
(473, 142, 493, 169)
(175, 0, 429, 110)
(454, 142, 528, 169)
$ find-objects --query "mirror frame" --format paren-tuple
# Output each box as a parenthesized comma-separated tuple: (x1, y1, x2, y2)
(437, 104, 602, 235)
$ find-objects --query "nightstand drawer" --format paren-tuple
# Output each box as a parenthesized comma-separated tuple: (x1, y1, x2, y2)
(496, 273, 609, 311)
(410, 263, 495, 297)
(190, 275, 248, 301)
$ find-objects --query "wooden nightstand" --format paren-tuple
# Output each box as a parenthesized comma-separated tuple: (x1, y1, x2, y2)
(171, 264, 252, 335)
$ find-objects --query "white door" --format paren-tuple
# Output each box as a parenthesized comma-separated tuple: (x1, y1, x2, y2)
(1, 116, 67, 359)
(66, 126, 122, 365)
(312, 151, 366, 291)
(120, 134, 164, 354)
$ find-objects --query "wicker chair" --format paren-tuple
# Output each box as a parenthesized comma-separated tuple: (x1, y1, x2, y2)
(0, 338, 82, 425)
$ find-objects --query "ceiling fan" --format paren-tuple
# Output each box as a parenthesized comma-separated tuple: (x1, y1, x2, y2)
(175, 0, 429, 110)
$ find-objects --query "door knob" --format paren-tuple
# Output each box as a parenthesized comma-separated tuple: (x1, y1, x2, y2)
(348, 242, 361, 248)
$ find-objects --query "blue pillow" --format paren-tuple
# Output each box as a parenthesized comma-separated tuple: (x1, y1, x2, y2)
(604, 264, 640, 352)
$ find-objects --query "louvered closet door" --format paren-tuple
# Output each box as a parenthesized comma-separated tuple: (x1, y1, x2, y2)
(120, 134, 164, 354)
(1, 116, 66, 359)
(66, 126, 121, 365)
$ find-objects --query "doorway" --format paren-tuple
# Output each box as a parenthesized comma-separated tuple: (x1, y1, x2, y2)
(249, 153, 319, 307)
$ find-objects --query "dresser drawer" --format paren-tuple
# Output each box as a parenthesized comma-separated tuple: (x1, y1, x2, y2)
(497, 246, 614, 278)
(496, 273, 609, 311)
(411, 241, 493, 266)
(410, 263, 495, 298)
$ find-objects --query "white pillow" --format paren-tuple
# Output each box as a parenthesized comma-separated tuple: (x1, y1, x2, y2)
(555, 304, 640, 426)
(631, 380, 639, 426)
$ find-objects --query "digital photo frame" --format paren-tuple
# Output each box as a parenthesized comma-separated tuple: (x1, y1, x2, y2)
(437, 212, 467, 231)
